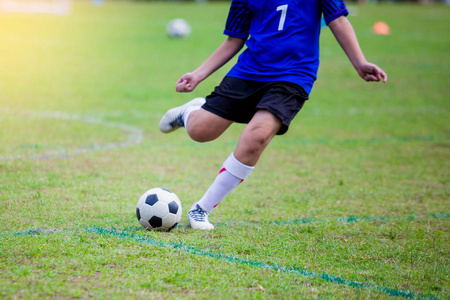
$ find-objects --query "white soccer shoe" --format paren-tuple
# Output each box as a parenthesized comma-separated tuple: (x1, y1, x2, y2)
(159, 97, 205, 133)
(187, 203, 214, 230)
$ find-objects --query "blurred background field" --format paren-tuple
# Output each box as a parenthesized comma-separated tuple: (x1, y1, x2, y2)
(0, 1, 449, 299)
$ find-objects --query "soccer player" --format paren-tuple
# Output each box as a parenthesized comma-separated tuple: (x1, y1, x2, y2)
(159, 0, 387, 230)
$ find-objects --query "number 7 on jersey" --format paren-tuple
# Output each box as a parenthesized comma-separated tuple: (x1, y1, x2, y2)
(277, 4, 288, 31)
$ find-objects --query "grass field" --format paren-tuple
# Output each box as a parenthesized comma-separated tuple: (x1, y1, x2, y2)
(0, 1, 449, 299)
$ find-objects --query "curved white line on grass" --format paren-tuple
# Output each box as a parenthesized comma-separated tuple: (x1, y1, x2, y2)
(0, 108, 143, 161)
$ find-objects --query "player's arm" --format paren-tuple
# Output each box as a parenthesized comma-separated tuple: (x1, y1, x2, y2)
(328, 16, 388, 83)
(176, 36, 246, 93)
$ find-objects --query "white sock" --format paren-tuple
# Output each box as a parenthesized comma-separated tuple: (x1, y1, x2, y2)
(196, 153, 254, 213)
(183, 106, 201, 129)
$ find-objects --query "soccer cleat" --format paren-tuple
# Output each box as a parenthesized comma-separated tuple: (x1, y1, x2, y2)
(159, 97, 205, 133)
(188, 203, 214, 230)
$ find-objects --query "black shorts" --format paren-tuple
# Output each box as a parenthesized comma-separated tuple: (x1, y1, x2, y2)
(202, 76, 308, 135)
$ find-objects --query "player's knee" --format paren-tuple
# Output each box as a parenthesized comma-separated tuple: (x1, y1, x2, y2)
(186, 114, 230, 143)
(187, 124, 217, 143)
(243, 127, 273, 152)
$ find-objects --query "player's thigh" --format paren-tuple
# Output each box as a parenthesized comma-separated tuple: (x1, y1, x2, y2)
(186, 108, 233, 142)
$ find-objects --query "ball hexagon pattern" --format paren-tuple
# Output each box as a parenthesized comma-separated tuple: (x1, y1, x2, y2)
(136, 188, 182, 231)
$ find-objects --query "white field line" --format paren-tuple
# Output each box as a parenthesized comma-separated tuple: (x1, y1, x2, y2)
(0, 108, 143, 161)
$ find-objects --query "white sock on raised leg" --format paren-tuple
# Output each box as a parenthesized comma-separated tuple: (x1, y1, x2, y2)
(183, 104, 201, 130)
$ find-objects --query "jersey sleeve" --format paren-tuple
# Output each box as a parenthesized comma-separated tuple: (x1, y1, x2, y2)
(321, 0, 349, 25)
(223, 0, 252, 39)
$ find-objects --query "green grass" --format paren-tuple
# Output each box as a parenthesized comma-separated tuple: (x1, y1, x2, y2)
(0, 1, 449, 299)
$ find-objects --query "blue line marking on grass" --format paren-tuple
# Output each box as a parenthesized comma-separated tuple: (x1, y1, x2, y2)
(88, 227, 440, 300)
(213, 212, 450, 228)
(3, 227, 436, 299)
(1, 212, 447, 299)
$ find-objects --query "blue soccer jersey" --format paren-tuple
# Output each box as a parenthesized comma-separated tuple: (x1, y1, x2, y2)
(224, 0, 348, 95)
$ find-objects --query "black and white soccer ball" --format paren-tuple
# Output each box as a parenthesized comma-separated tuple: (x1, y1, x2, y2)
(136, 188, 182, 231)
(166, 18, 191, 38)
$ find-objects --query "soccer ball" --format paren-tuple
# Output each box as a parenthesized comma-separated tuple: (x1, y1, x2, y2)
(136, 188, 182, 231)
(166, 18, 191, 38)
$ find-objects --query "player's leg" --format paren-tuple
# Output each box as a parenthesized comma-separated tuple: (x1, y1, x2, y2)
(159, 97, 233, 142)
(186, 109, 233, 143)
(233, 109, 282, 166)
(188, 109, 282, 230)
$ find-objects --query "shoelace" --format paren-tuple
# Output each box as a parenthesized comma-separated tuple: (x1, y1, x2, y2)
(169, 114, 184, 129)
(189, 205, 209, 222)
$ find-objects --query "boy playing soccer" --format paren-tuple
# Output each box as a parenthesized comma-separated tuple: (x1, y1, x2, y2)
(159, 0, 387, 230)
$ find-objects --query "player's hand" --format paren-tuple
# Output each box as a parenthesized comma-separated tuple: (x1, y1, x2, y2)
(357, 63, 388, 83)
(176, 72, 201, 93)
